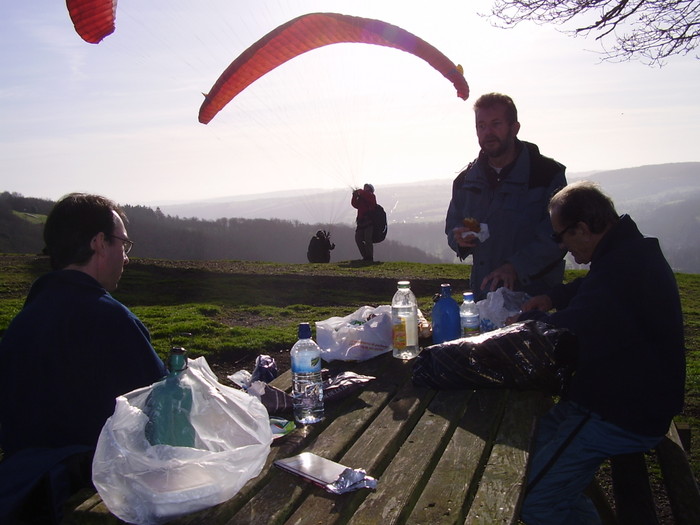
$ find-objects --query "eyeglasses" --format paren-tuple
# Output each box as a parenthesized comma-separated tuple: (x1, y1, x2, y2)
(108, 234, 134, 255)
(551, 223, 577, 244)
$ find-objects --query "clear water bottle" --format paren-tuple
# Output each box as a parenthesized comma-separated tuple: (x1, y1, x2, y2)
(291, 322, 324, 425)
(460, 291, 480, 337)
(432, 283, 461, 343)
(391, 280, 420, 359)
(144, 343, 196, 447)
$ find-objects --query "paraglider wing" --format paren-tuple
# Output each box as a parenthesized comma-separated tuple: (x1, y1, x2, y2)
(199, 12, 469, 124)
(66, 0, 117, 44)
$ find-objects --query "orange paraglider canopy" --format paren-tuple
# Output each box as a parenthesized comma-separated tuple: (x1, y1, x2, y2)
(66, 0, 117, 44)
(199, 12, 469, 124)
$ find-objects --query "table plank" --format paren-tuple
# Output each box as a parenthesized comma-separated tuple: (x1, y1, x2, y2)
(346, 388, 475, 525)
(406, 389, 508, 525)
(284, 373, 436, 525)
(464, 390, 551, 525)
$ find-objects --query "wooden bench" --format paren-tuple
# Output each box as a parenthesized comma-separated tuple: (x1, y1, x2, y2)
(588, 421, 700, 525)
(68, 352, 552, 524)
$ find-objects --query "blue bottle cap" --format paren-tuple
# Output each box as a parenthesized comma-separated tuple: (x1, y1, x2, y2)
(298, 322, 312, 339)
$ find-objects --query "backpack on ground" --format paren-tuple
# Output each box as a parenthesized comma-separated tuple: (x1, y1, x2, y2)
(371, 204, 388, 243)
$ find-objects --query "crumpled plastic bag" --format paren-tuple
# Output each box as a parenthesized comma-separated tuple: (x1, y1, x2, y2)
(412, 320, 577, 395)
(92, 356, 273, 525)
(477, 287, 531, 332)
(229, 354, 279, 399)
(316, 305, 392, 362)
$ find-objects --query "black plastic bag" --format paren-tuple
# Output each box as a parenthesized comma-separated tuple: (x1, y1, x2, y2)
(412, 320, 577, 394)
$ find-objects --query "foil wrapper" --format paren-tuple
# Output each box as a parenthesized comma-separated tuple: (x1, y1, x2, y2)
(325, 467, 377, 494)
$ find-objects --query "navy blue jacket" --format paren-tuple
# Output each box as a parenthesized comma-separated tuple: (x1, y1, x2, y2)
(0, 270, 166, 456)
(523, 215, 685, 436)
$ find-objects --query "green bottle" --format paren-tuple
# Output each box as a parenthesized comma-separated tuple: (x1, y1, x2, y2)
(144, 344, 196, 447)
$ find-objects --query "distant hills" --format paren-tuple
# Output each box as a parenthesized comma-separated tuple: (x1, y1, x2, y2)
(2, 162, 699, 272)
(156, 162, 700, 273)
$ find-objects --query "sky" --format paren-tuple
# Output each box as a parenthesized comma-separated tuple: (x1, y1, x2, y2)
(2, 0, 699, 208)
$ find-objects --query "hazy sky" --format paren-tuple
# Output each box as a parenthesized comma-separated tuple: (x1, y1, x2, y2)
(2, 0, 698, 207)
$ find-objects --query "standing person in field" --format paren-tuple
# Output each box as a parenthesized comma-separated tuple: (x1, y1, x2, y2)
(0, 193, 166, 524)
(351, 183, 377, 262)
(515, 181, 685, 524)
(445, 92, 567, 300)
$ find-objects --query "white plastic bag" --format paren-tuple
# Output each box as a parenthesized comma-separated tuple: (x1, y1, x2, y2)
(477, 288, 530, 332)
(92, 356, 273, 525)
(316, 305, 392, 362)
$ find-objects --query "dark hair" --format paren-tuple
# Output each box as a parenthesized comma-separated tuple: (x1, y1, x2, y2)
(473, 93, 518, 125)
(549, 181, 619, 234)
(43, 193, 127, 270)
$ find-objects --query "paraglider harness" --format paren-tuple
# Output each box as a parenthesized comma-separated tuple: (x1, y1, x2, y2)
(370, 204, 387, 243)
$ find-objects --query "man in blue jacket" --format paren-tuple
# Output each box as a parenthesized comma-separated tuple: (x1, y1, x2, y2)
(517, 181, 686, 524)
(0, 193, 166, 524)
(446, 93, 567, 300)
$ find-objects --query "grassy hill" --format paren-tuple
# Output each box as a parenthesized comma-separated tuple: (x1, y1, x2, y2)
(1, 254, 699, 480)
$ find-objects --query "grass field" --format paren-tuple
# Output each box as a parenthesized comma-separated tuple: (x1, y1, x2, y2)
(1, 253, 699, 481)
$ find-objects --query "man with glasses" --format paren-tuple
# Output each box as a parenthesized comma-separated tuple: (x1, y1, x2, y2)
(0, 193, 166, 524)
(516, 181, 685, 524)
(446, 92, 567, 300)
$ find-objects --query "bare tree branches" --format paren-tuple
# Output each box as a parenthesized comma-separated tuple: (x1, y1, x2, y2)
(487, 0, 700, 66)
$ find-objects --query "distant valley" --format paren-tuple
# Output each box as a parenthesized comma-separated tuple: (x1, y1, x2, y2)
(155, 162, 700, 273)
(3, 162, 699, 272)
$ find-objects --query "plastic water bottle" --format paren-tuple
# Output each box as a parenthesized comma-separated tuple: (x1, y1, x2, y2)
(432, 283, 461, 343)
(391, 281, 420, 359)
(291, 323, 324, 425)
(460, 291, 480, 337)
(144, 344, 196, 447)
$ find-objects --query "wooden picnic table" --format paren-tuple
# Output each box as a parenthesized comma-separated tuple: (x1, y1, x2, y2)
(72, 352, 553, 525)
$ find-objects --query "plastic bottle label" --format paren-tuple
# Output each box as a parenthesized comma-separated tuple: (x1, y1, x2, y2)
(292, 354, 322, 373)
(392, 318, 407, 349)
(462, 325, 480, 336)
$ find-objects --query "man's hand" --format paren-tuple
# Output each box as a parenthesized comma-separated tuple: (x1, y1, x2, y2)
(452, 227, 479, 248)
(522, 295, 553, 313)
(481, 262, 517, 293)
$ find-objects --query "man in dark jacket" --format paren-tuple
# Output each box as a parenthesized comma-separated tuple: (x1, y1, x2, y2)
(446, 93, 566, 300)
(351, 183, 377, 262)
(307, 230, 335, 263)
(0, 193, 166, 524)
(517, 181, 685, 524)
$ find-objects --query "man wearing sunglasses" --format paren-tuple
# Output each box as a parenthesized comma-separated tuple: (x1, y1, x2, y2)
(517, 181, 685, 524)
(0, 193, 166, 524)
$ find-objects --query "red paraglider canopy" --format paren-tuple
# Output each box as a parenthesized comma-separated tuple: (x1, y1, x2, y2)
(66, 0, 117, 44)
(199, 12, 469, 124)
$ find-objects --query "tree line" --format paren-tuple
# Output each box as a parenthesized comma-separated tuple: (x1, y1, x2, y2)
(0, 192, 441, 264)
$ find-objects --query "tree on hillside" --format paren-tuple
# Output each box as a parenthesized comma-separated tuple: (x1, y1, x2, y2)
(486, 0, 700, 66)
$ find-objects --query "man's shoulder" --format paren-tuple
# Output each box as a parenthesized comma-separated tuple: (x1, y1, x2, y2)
(452, 158, 480, 191)
(521, 141, 566, 188)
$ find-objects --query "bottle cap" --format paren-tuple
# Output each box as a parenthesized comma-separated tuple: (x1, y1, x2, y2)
(441, 283, 452, 295)
(298, 322, 312, 339)
(397, 280, 410, 288)
(463, 291, 474, 301)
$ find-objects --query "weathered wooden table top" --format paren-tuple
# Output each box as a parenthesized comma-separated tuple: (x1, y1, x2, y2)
(73, 352, 552, 525)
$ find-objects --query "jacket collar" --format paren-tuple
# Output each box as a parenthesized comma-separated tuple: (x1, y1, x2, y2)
(590, 214, 642, 264)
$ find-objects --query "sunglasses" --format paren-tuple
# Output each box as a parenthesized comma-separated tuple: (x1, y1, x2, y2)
(551, 223, 577, 244)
